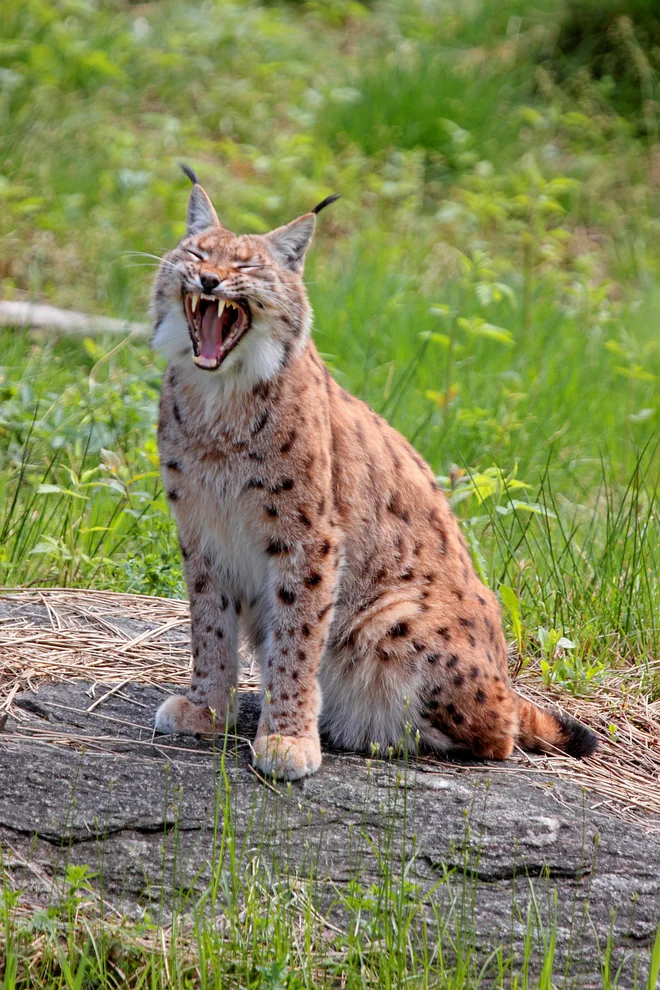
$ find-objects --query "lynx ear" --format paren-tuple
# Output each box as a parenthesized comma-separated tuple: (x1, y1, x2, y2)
(264, 193, 339, 271)
(264, 214, 316, 272)
(181, 163, 221, 236)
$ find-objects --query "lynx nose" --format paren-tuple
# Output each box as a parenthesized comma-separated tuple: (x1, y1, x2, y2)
(200, 271, 221, 293)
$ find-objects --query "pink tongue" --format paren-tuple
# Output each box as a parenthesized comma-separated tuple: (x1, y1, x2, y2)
(199, 304, 222, 360)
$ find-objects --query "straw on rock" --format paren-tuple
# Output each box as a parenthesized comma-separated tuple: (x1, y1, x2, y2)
(0, 588, 259, 706)
(1, 588, 658, 832)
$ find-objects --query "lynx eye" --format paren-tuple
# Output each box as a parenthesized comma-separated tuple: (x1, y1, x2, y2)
(186, 248, 205, 260)
(235, 263, 267, 271)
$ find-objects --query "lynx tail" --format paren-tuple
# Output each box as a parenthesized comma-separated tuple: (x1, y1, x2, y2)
(516, 696, 598, 758)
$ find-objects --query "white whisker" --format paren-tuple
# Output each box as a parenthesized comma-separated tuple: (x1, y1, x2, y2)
(123, 262, 168, 270)
(121, 251, 179, 270)
(254, 286, 307, 316)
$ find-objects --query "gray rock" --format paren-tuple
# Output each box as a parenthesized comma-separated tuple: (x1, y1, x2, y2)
(1, 681, 658, 986)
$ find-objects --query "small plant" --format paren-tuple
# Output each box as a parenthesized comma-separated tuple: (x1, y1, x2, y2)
(499, 583, 525, 655)
(648, 923, 660, 990)
(537, 626, 604, 694)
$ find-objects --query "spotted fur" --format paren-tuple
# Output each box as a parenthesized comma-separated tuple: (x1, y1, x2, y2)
(151, 171, 598, 779)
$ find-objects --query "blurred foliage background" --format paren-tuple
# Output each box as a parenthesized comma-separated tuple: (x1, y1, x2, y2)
(0, 0, 658, 692)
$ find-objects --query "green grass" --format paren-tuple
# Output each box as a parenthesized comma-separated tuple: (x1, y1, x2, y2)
(1, 0, 659, 982)
(2, 743, 659, 989)
(318, 44, 525, 164)
(1, 0, 659, 674)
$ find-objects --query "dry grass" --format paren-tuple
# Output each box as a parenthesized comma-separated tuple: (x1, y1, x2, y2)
(1, 588, 658, 832)
(0, 587, 260, 708)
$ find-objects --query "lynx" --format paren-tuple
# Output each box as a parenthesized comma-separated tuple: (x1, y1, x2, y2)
(151, 166, 597, 779)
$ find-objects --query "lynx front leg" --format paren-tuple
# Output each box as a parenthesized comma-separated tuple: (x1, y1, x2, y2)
(155, 550, 239, 736)
(253, 536, 338, 780)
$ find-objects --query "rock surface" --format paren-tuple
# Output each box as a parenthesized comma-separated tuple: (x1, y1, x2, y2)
(1, 680, 659, 987)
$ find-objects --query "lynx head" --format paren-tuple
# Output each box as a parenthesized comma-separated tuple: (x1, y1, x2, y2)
(151, 165, 338, 387)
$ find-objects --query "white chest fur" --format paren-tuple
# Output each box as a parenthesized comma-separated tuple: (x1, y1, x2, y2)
(165, 456, 272, 600)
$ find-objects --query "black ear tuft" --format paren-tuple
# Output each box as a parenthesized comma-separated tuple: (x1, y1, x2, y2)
(312, 193, 340, 215)
(556, 712, 599, 758)
(180, 163, 199, 186)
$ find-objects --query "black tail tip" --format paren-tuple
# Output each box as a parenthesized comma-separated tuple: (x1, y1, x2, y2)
(312, 192, 341, 215)
(180, 162, 199, 186)
(557, 713, 599, 759)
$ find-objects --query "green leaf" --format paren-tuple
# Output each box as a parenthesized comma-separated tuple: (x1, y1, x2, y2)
(456, 316, 514, 346)
(475, 322, 514, 346)
(30, 537, 70, 558)
(499, 584, 523, 650)
(539, 922, 557, 990)
(465, 526, 488, 585)
(429, 304, 453, 317)
(509, 499, 557, 518)
(647, 924, 660, 990)
(36, 484, 63, 495)
(615, 365, 657, 383)
(36, 484, 88, 500)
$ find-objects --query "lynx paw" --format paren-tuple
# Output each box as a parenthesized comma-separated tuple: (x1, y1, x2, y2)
(252, 733, 321, 781)
(155, 695, 235, 736)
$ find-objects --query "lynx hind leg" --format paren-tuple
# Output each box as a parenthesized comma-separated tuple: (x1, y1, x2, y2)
(421, 671, 517, 761)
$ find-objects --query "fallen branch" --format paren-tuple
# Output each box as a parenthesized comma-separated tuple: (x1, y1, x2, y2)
(0, 299, 149, 336)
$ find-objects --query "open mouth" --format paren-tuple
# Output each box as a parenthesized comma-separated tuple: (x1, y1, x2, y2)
(183, 293, 252, 371)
